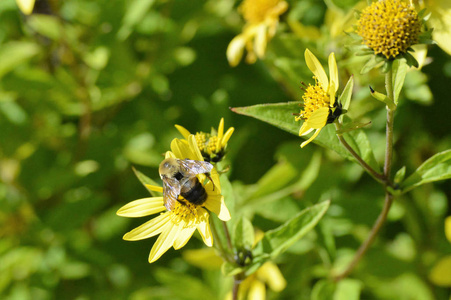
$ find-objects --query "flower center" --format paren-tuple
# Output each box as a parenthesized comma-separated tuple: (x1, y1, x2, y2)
(357, 0, 421, 59)
(297, 81, 330, 121)
(240, 0, 282, 24)
(195, 133, 221, 158)
(195, 132, 208, 152)
(171, 201, 201, 227)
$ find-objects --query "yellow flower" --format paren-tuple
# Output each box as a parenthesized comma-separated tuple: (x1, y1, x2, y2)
(295, 49, 340, 148)
(233, 262, 286, 300)
(429, 216, 451, 287)
(227, 0, 288, 67)
(175, 118, 234, 163)
(117, 136, 230, 263)
(414, 0, 451, 56)
(15, 0, 35, 15)
(357, 0, 422, 59)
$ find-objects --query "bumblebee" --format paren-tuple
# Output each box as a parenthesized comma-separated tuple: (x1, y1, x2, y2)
(159, 158, 213, 211)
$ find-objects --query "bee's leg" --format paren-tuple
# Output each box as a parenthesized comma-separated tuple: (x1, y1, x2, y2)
(206, 173, 215, 191)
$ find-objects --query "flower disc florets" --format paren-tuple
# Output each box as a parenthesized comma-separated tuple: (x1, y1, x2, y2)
(297, 80, 330, 122)
(357, 0, 422, 59)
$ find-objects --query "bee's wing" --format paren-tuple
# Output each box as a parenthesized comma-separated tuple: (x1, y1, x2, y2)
(179, 159, 213, 176)
(162, 177, 181, 211)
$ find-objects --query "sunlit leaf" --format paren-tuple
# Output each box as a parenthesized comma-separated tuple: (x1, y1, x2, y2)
(400, 149, 451, 193)
(254, 200, 330, 258)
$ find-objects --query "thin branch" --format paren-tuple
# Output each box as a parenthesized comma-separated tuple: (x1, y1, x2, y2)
(335, 123, 387, 184)
(334, 192, 393, 281)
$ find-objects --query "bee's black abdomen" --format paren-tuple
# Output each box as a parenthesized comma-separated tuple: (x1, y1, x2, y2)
(181, 178, 207, 205)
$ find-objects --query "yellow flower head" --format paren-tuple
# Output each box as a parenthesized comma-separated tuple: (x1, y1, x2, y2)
(227, 0, 288, 67)
(357, 0, 422, 59)
(16, 0, 35, 15)
(175, 118, 234, 163)
(295, 49, 340, 148)
(117, 136, 230, 263)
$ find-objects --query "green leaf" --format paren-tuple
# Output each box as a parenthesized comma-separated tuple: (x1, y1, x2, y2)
(132, 167, 162, 197)
(334, 279, 362, 300)
(311, 278, 362, 300)
(27, 15, 62, 40)
(118, 0, 156, 40)
(231, 102, 380, 173)
(254, 200, 330, 258)
(369, 86, 396, 109)
(311, 279, 336, 300)
(335, 121, 371, 135)
(233, 217, 254, 251)
(221, 261, 244, 277)
(394, 166, 406, 184)
(248, 160, 297, 200)
(0, 41, 40, 79)
(400, 150, 451, 193)
(392, 58, 408, 105)
(338, 75, 354, 119)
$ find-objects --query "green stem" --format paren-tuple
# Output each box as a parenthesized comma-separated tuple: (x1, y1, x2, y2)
(335, 123, 386, 184)
(222, 221, 233, 250)
(210, 217, 233, 263)
(334, 69, 396, 281)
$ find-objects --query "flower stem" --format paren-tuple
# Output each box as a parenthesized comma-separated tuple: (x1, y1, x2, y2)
(232, 274, 244, 300)
(210, 217, 233, 263)
(334, 70, 396, 281)
(335, 123, 386, 184)
(222, 221, 233, 250)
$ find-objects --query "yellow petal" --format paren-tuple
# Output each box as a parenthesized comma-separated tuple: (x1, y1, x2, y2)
(248, 279, 266, 300)
(16, 0, 35, 15)
(328, 52, 339, 94)
(221, 127, 235, 147)
(174, 124, 191, 140)
(170, 139, 184, 158)
(227, 35, 246, 67)
(123, 213, 171, 241)
(445, 216, 451, 243)
(173, 225, 196, 250)
(300, 128, 322, 148)
(164, 150, 175, 159)
(148, 223, 180, 263)
(257, 262, 287, 292)
(429, 255, 451, 286)
(116, 197, 165, 217)
(254, 24, 267, 58)
(188, 135, 204, 161)
(204, 194, 230, 221)
(305, 107, 329, 129)
(216, 118, 224, 150)
(298, 122, 313, 136)
(182, 248, 223, 269)
(329, 81, 336, 107)
(145, 185, 163, 193)
(305, 49, 328, 89)
(196, 213, 213, 247)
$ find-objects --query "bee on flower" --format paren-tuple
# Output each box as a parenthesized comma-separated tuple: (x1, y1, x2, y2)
(175, 118, 234, 163)
(295, 49, 345, 148)
(227, 0, 288, 67)
(117, 135, 230, 263)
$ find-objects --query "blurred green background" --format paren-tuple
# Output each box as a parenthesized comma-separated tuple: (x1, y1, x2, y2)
(1, 0, 450, 299)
